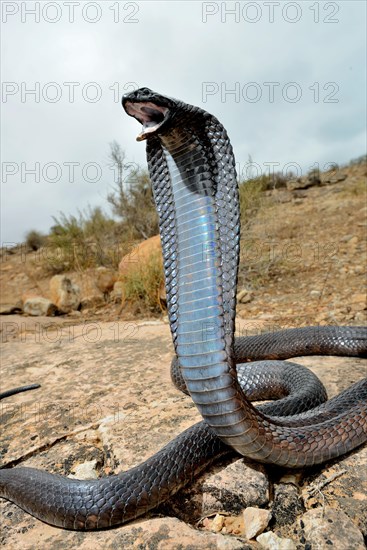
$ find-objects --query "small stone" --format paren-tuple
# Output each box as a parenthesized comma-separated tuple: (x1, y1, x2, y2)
(339, 233, 354, 242)
(242, 507, 271, 539)
(351, 301, 366, 312)
(211, 513, 225, 532)
(68, 459, 98, 480)
(67, 310, 82, 317)
(309, 290, 321, 298)
(347, 236, 359, 248)
(223, 515, 244, 536)
(80, 294, 105, 310)
(350, 293, 366, 304)
(329, 173, 347, 183)
(278, 473, 302, 485)
(237, 289, 253, 304)
(257, 531, 296, 549)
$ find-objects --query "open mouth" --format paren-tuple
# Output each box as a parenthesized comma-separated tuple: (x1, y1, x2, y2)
(124, 101, 169, 141)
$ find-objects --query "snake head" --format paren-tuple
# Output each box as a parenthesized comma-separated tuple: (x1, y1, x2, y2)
(122, 87, 176, 141)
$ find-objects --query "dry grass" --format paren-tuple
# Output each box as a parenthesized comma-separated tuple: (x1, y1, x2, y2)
(341, 178, 366, 197)
(120, 251, 164, 314)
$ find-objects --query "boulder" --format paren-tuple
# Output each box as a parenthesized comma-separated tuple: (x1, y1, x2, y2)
(118, 235, 166, 306)
(22, 295, 58, 317)
(119, 235, 163, 276)
(49, 275, 81, 313)
(95, 267, 118, 296)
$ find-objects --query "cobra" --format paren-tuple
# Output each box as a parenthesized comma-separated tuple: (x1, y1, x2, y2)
(0, 88, 366, 530)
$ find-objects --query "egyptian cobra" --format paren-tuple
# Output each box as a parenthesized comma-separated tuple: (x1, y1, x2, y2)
(0, 88, 366, 530)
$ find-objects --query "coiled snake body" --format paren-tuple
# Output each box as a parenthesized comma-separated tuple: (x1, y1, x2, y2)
(0, 88, 366, 530)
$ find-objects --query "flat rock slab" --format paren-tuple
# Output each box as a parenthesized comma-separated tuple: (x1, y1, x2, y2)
(298, 508, 365, 549)
(0, 320, 366, 548)
(1, 515, 249, 550)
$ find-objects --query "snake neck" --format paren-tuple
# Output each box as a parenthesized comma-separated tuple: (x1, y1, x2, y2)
(147, 110, 240, 376)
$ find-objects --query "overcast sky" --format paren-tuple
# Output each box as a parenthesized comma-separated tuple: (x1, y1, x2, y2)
(1, 0, 366, 244)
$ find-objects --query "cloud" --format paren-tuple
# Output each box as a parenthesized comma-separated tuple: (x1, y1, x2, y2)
(1, 0, 366, 243)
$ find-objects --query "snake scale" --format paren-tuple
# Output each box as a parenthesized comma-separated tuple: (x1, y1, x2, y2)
(0, 88, 366, 530)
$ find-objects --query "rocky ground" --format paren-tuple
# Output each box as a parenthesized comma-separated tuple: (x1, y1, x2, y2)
(0, 162, 366, 548)
(0, 320, 366, 549)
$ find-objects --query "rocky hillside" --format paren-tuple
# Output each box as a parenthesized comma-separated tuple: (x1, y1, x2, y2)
(236, 160, 366, 329)
(1, 159, 366, 330)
